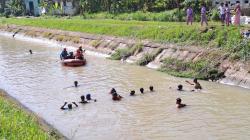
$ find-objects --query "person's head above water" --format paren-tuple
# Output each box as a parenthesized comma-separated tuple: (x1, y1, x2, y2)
(81, 95, 85, 101)
(74, 81, 78, 87)
(176, 98, 182, 104)
(68, 104, 73, 109)
(86, 94, 91, 100)
(177, 84, 183, 91)
(63, 48, 67, 51)
(140, 88, 144, 94)
(193, 78, 198, 83)
(149, 86, 154, 92)
(29, 50, 32, 54)
(130, 90, 135, 96)
(110, 88, 116, 94)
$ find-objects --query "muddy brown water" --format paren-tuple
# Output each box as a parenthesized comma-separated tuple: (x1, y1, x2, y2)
(0, 34, 250, 140)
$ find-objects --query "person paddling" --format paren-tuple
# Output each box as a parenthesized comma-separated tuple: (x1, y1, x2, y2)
(60, 48, 69, 60)
(75, 46, 85, 60)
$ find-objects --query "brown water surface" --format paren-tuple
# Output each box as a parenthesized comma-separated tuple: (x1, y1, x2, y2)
(0, 35, 250, 140)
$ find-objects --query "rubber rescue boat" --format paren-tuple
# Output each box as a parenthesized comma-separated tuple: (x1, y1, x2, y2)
(61, 59, 86, 67)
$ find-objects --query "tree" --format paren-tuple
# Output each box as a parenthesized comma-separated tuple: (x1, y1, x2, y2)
(0, 0, 6, 13)
(7, 0, 25, 16)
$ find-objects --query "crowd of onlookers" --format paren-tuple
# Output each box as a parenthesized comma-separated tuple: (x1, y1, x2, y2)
(186, 2, 241, 26)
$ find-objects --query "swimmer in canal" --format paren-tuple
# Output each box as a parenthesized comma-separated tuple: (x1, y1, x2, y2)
(110, 88, 117, 95)
(86, 94, 97, 102)
(74, 81, 78, 87)
(12, 31, 19, 38)
(186, 78, 202, 90)
(130, 90, 136, 96)
(140, 88, 144, 94)
(149, 86, 154, 92)
(63, 81, 82, 89)
(176, 98, 186, 108)
(79, 95, 88, 104)
(60, 102, 78, 110)
(112, 92, 123, 101)
(29, 50, 33, 54)
(177, 84, 183, 91)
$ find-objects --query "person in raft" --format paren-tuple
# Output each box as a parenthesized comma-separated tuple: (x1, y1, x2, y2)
(185, 78, 202, 90)
(60, 48, 69, 60)
(201, 4, 208, 26)
(75, 46, 85, 60)
(225, 3, 231, 26)
(186, 6, 194, 25)
(176, 98, 186, 108)
(61, 102, 78, 110)
(78, 46, 85, 53)
(75, 49, 84, 60)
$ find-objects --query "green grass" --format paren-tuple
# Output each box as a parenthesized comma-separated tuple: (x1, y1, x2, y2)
(82, 10, 186, 22)
(159, 58, 225, 80)
(0, 17, 249, 60)
(0, 95, 57, 140)
(110, 43, 144, 60)
(0, 17, 247, 47)
(137, 48, 163, 65)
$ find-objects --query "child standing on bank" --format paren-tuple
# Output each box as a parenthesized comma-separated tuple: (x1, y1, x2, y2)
(186, 6, 194, 25)
(225, 3, 231, 26)
(201, 4, 208, 26)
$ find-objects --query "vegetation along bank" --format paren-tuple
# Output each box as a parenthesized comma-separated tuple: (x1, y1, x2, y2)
(0, 89, 65, 140)
(0, 18, 249, 88)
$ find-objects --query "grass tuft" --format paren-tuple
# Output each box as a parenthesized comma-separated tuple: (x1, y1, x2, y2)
(0, 94, 58, 140)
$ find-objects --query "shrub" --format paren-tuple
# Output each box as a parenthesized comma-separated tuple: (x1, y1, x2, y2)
(110, 48, 131, 60)
(210, 9, 220, 21)
(90, 40, 101, 48)
(137, 53, 155, 66)
(159, 58, 224, 80)
(136, 47, 163, 66)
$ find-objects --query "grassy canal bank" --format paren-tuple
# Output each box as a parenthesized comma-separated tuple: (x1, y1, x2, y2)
(0, 17, 249, 80)
(0, 17, 245, 49)
(0, 90, 60, 140)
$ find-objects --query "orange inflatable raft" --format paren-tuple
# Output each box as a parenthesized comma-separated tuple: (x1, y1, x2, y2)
(61, 59, 86, 67)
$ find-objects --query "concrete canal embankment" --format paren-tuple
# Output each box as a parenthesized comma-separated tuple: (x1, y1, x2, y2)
(0, 25, 249, 89)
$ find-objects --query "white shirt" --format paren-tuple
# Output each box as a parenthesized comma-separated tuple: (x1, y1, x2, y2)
(218, 6, 225, 15)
